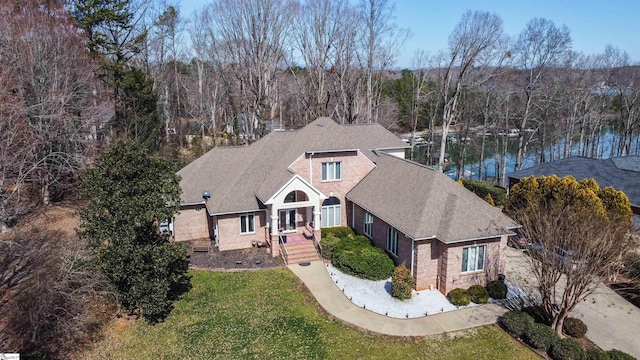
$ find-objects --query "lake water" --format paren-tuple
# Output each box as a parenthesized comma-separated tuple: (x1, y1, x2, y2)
(408, 130, 638, 182)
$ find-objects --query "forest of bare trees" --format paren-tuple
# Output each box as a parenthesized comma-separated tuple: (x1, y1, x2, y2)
(145, 1, 640, 184)
(0, 0, 639, 224)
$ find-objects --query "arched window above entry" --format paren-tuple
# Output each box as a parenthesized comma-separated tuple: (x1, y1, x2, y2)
(321, 196, 341, 227)
(284, 190, 309, 203)
(322, 196, 340, 206)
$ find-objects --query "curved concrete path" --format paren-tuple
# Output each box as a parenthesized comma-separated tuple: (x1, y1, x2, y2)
(287, 261, 507, 336)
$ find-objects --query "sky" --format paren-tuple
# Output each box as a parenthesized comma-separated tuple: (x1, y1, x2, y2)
(177, 0, 640, 68)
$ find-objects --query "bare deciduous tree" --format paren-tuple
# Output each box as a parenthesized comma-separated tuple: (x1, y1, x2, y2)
(435, 10, 505, 171)
(0, 228, 113, 357)
(513, 18, 571, 171)
(505, 175, 633, 336)
(357, 0, 410, 124)
(0, 1, 108, 228)
(203, 0, 296, 140)
(291, 0, 351, 121)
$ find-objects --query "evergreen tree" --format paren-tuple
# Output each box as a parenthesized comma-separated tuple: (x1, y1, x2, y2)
(78, 139, 190, 323)
(71, 0, 162, 150)
(116, 67, 163, 150)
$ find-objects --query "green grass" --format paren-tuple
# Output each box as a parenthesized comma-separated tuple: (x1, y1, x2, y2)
(83, 269, 539, 360)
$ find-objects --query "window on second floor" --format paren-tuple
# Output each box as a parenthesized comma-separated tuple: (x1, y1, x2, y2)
(321, 161, 341, 181)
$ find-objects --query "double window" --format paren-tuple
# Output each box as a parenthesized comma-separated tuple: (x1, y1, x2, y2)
(387, 227, 398, 256)
(321, 161, 341, 181)
(240, 213, 255, 234)
(363, 212, 373, 237)
(462, 245, 485, 272)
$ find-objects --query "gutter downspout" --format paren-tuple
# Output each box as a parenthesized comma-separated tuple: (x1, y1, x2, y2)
(309, 152, 314, 185)
(351, 201, 355, 229)
(411, 237, 415, 281)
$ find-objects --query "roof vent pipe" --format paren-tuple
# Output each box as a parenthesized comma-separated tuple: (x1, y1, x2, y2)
(202, 190, 211, 200)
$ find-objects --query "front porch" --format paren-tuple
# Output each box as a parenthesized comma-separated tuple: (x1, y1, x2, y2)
(270, 225, 322, 265)
(263, 175, 326, 264)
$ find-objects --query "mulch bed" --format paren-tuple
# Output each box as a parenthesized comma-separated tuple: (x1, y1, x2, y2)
(188, 245, 284, 270)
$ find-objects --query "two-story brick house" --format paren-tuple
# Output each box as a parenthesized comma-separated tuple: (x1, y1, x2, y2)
(175, 117, 518, 294)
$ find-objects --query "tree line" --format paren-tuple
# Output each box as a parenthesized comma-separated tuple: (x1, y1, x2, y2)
(129, 0, 640, 184)
(3, 0, 639, 215)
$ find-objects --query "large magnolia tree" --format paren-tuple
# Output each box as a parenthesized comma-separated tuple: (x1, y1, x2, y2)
(504, 175, 633, 336)
(78, 140, 190, 323)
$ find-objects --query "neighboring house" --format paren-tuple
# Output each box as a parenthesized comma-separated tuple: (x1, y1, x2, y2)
(176, 117, 518, 294)
(507, 156, 640, 216)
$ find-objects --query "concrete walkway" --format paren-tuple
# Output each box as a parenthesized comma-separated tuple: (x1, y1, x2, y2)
(287, 261, 507, 336)
(504, 247, 640, 357)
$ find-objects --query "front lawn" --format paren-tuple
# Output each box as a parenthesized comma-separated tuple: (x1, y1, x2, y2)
(81, 269, 538, 360)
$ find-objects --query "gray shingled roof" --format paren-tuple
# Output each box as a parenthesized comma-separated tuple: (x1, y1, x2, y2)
(508, 156, 640, 209)
(346, 153, 519, 243)
(177, 117, 409, 214)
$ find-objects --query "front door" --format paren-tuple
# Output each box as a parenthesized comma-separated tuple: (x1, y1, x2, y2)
(279, 209, 297, 233)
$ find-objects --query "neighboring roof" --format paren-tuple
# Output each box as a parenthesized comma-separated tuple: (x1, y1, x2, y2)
(508, 156, 640, 208)
(178, 117, 409, 214)
(346, 153, 519, 243)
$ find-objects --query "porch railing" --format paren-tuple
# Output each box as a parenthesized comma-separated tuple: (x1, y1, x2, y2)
(311, 231, 323, 260)
(265, 227, 271, 248)
(279, 235, 289, 265)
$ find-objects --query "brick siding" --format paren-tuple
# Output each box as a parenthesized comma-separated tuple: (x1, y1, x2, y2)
(174, 204, 211, 242)
(216, 211, 267, 251)
(289, 151, 375, 227)
(351, 202, 507, 295)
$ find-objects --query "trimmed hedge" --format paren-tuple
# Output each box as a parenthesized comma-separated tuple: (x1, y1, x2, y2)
(522, 322, 559, 351)
(332, 234, 371, 252)
(584, 348, 610, 360)
(550, 338, 584, 360)
(461, 179, 507, 206)
(468, 284, 489, 304)
(563, 317, 588, 338)
(522, 306, 551, 325)
(607, 349, 637, 360)
(448, 288, 471, 306)
(501, 311, 535, 337)
(319, 234, 341, 260)
(321, 234, 370, 261)
(486, 279, 508, 299)
(331, 242, 395, 280)
(391, 265, 415, 300)
(321, 226, 354, 239)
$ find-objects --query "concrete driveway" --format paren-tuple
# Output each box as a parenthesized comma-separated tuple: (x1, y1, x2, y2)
(504, 247, 640, 357)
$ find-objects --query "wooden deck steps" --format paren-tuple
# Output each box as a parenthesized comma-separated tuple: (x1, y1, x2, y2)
(282, 241, 320, 264)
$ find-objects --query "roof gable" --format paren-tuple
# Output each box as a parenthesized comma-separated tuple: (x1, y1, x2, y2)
(264, 174, 327, 205)
(346, 153, 518, 243)
(178, 117, 409, 213)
